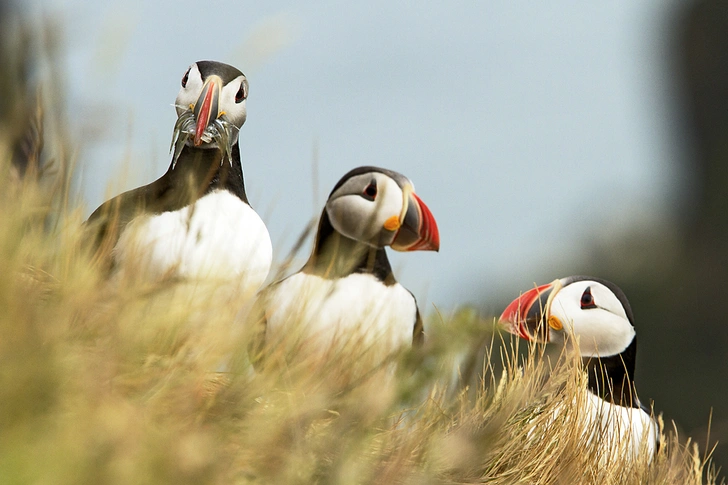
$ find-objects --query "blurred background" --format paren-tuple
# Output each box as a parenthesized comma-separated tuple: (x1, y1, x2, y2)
(9, 0, 728, 471)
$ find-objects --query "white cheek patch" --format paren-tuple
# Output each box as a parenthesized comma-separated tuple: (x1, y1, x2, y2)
(572, 311, 635, 357)
(175, 64, 204, 114)
(591, 284, 630, 322)
(327, 195, 379, 241)
(550, 286, 636, 358)
(325, 173, 403, 244)
(219, 75, 247, 128)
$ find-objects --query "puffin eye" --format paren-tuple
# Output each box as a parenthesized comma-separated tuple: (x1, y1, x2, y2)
(362, 180, 377, 201)
(580, 287, 596, 309)
(235, 83, 246, 103)
(181, 68, 190, 88)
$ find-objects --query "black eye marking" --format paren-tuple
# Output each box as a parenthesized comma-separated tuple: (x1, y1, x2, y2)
(181, 68, 191, 88)
(235, 82, 247, 103)
(580, 286, 597, 309)
(362, 178, 377, 201)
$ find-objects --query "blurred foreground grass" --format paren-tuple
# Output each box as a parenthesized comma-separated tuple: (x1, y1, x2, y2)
(0, 146, 722, 485)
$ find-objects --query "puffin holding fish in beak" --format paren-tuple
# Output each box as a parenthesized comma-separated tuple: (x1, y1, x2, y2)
(499, 276, 659, 461)
(85, 61, 271, 296)
(251, 166, 439, 367)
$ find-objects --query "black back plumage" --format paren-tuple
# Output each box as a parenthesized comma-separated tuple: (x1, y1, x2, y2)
(85, 141, 248, 255)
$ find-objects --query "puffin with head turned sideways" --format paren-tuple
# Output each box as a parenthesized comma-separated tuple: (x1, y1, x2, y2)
(499, 276, 659, 461)
(251, 166, 439, 365)
(85, 61, 271, 296)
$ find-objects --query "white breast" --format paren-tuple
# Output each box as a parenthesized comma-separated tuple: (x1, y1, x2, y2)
(264, 272, 418, 356)
(581, 392, 658, 461)
(524, 384, 658, 464)
(113, 190, 272, 296)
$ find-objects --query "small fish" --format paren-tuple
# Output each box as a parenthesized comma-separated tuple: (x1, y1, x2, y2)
(169, 108, 239, 169)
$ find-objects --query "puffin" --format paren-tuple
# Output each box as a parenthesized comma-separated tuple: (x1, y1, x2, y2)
(85, 61, 271, 295)
(251, 166, 439, 365)
(499, 276, 659, 460)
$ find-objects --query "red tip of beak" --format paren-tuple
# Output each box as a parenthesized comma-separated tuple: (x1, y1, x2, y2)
(194, 81, 216, 146)
(408, 192, 440, 251)
(499, 283, 553, 340)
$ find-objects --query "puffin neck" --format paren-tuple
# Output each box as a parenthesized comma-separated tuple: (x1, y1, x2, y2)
(303, 210, 395, 284)
(582, 337, 641, 409)
(168, 142, 249, 204)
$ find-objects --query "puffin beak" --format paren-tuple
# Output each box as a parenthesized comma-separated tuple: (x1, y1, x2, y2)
(390, 186, 440, 252)
(193, 75, 222, 146)
(499, 279, 562, 342)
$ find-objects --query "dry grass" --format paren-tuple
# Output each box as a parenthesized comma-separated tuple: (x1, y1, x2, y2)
(0, 155, 721, 484)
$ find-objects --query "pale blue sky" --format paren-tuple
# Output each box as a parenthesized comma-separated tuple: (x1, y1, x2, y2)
(33, 0, 686, 310)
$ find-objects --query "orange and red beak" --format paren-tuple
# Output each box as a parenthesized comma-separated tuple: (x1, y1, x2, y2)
(192, 75, 222, 146)
(499, 280, 561, 342)
(391, 189, 440, 252)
